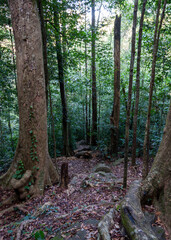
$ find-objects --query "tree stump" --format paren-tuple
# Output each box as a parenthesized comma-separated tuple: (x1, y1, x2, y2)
(60, 163, 69, 189)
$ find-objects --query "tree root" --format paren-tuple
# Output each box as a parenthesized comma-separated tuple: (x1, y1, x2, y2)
(120, 180, 161, 240)
(0, 203, 29, 218)
(1, 194, 18, 206)
(98, 208, 115, 240)
(16, 219, 34, 240)
(11, 170, 33, 200)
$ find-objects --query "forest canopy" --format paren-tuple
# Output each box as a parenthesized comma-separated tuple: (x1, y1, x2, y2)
(0, 0, 170, 163)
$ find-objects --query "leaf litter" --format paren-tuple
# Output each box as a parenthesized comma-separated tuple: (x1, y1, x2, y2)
(0, 152, 169, 239)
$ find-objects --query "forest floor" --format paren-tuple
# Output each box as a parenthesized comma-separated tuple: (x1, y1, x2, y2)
(0, 151, 169, 240)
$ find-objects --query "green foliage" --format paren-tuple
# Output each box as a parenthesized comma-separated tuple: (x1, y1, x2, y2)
(0, 0, 170, 163)
(34, 230, 45, 240)
(13, 160, 25, 180)
(34, 229, 63, 240)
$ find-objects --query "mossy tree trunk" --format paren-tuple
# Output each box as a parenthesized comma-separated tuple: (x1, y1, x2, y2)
(0, 0, 59, 197)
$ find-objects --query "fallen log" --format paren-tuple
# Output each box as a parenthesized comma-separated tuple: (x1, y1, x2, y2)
(75, 151, 92, 159)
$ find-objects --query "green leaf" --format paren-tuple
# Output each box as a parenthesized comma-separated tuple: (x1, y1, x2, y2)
(24, 185, 30, 190)
(34, 230, 45, 240)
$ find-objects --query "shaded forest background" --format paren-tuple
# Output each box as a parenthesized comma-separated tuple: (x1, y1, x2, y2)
(0, 0, 170, 163)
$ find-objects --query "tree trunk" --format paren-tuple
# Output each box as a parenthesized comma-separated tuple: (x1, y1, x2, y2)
(132, 0, 147, 166)
(49, 86, 57, 162)
(91, 0, 97, 146)
(88, 86, 91, 144)
(62, 0, 67, 73)
(9, 28, 17, 92)
(37, 0, 49, 107)
(85, 5, 90, 144)
(140, 100, 171, 236)
(8, 110, 15, 153)
(0, 0, 59, 196)
(123, 0, 138, 188)
(60, 162, 69, 189)
(98, 80, 101, 141)
(142, 0, 167, 179)
(110, 14, 121, 156)
(54, 8, 71, 156)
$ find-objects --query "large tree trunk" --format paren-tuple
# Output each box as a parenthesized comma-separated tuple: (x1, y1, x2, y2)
(132, 0, 147, 166)
(110, 14, 121, 156)
(54, 7, 71, 156)
(0, 0, 59, 197)
(142, 0, 167, 179)
(123, 0, 138, 188)
(140, 100, 171, 236)
(91, 0, 97, 146)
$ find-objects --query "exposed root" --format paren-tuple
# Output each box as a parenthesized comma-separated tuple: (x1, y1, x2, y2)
(0, 203, 29, 218)
(98, 208, 115, 240)
(10, 170, 33, 200)
(16, 219, 34, 240)
(1, 194, 18, 206)
(120, 180, 161, 240)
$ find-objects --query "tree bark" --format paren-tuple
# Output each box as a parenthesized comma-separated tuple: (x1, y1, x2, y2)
(49, 86, 57, 162)
(60, 162, 69, 189)
(110, 15, 121, 156)
(142, 0, 167, 179)
(54, 7, 71, 156)
(8, 110, 15, 153)
(62, 0, 67, 73)
(9, 28, 17, 92)
(140, 100, 171, 236)
(91, 0, 97, 146)
(123, 0, 138, 188)
(85, 4, 90, 144)
(0, 0, 59, 196)
(37, 0, 49, 107)
(132, 0, 147, 166)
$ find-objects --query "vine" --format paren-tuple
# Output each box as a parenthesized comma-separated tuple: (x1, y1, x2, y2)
(12, 105, 40, 199)
(13, 160, 25, 180)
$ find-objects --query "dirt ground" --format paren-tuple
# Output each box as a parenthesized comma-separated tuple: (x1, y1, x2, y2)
(0, 152, 169, 240)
